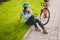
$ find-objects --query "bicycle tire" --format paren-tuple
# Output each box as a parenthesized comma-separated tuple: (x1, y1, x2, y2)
(40, 8, 50, 25)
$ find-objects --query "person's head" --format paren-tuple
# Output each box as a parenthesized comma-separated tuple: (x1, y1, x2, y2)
(23, 2, 30, 11)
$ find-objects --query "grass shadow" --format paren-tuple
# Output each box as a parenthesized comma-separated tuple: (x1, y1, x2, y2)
(0, 0, 10, 4)
(0, 31, 11, 40)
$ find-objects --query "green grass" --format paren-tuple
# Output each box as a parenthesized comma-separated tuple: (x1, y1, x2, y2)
(0, 0, 44, 40)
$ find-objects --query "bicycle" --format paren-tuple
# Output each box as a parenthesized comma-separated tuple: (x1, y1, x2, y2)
(40, 0, 50, 25)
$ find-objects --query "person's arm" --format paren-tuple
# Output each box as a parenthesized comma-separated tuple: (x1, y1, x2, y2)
(18, 11, 23, 22)
(30, 10, 35, 16)
(18, 16, 22, 22)
(30, 10, 33, 15)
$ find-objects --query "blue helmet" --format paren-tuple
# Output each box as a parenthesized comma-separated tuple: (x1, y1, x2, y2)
(23, 2, 30, 7)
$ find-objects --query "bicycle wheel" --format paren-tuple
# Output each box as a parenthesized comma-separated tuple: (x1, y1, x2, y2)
(40, 8, 50, 25)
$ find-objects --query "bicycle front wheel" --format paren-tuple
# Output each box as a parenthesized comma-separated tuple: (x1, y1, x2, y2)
(40, 8, 50, 25)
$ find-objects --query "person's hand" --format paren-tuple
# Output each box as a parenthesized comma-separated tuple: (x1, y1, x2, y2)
(18, 16, 22, 22)
(18, 19, 20, 22)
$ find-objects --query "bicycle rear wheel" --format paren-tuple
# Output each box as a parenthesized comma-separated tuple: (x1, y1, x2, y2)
(40, 8, 50, 25)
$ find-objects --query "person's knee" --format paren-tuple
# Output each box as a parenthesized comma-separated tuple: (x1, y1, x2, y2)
(36, 19, 42, 23)
(36, 19, 39, 21)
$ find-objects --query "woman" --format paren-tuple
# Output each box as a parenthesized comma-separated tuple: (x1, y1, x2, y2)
(18, 3, 48, 34)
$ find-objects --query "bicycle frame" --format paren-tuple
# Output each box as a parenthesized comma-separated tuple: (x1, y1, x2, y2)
(41, 0, 50, 7)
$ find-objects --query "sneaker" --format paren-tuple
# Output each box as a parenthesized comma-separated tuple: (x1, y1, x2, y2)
(43, 29, 48, 34)
(35, 27, 41, 31)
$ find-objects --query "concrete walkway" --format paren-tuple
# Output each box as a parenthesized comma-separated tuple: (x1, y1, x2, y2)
(22, 0, 60, 40)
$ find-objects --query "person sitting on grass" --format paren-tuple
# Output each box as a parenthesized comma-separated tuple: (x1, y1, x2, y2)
(18, 2, 48, 34)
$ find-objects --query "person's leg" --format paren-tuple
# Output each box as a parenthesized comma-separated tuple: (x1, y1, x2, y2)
(31, 15, 41, 31)
(35, 19, 45, 30)
(26, 15, 38, 28)
(29, 15, 38, 28)
(33, 20, 41, 31)
(33, 22, 37, 28)
(35, 19, 48, 34)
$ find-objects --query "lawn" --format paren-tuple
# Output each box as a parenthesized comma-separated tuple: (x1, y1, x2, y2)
(0, 0, 44, 40)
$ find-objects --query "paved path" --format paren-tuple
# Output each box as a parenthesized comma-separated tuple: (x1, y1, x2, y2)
(22, 0, 60, 40)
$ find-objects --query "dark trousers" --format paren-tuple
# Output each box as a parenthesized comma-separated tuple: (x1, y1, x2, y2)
(25, 15, 45, 30)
